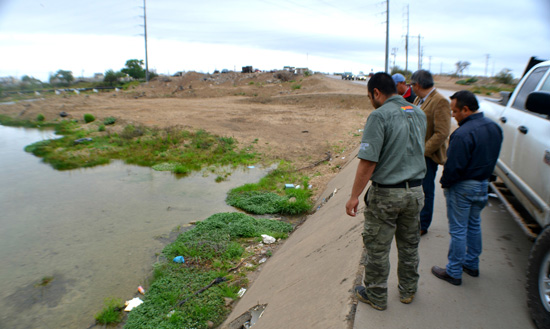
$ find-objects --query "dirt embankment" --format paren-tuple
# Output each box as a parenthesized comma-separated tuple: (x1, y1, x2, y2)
(0, 72, 469, 201)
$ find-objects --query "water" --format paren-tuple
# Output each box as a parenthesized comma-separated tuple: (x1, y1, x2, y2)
(0, 125, 269, 328)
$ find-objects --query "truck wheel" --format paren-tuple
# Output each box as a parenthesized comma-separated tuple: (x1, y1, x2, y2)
(527, 226, 550, 328)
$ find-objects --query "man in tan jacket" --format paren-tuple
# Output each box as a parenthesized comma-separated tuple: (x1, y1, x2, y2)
(411, 70, 451, 235)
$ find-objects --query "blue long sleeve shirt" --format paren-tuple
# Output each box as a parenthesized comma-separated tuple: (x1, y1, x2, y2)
(440, 112, 503, 188)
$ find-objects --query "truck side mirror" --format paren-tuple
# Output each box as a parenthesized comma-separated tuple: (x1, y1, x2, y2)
(499, 91, 511, 106)
(525, 91, 550, 116)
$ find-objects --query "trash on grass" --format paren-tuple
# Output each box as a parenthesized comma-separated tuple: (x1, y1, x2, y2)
(138, 286, 145, 294)
(124, 297, 143, 311)
(284, 184, 295, 189)
(173, 256, 185, 263)
(248, 165, 255, 169)
(238, 288, 247, 297)
(167, 310, 176, 318)
(261, 234, 276, 244)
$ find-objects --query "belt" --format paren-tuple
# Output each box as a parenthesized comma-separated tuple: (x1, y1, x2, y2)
(372, 179, 422, 188)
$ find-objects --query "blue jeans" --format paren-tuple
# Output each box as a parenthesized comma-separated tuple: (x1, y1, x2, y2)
(443, 180, 488, 279)
(420, 157, 438, 231)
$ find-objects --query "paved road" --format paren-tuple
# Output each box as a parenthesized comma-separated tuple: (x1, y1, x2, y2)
(353, 168, 537, 329)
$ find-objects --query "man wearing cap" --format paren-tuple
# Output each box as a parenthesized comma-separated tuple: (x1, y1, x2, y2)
(411, 69, 451, 236)
(392, 73, 416, 103)
(346, 72, 426, 310)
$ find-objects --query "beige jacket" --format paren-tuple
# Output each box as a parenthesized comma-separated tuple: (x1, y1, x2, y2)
(414, 89, 451, 165)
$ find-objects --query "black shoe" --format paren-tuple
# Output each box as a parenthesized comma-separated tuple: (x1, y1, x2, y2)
(431, 266, 462, 285)
(420, 230, 427, 236)
(463, 266, 479, 277)
(354, 286, 386, 310)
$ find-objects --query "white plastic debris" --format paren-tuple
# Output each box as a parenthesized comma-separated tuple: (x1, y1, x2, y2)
(248, 165, 255, 169)
(124, 297, 143, 311)
(237, 288, 247, 297)
(284, 184, 295, 189)
(167, 310, 176, 318)
(259, 257, 267, 264)
(261, 234, 276, 244)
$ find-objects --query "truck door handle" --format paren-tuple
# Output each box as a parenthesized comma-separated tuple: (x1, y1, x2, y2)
(518, 126, 528, 134)
(500, 117, 507, 123)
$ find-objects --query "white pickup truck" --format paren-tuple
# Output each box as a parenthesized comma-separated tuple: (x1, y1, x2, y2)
(480, 58, 550, 329)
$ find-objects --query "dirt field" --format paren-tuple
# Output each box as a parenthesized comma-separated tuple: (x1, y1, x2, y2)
(0, 72, 467, 201)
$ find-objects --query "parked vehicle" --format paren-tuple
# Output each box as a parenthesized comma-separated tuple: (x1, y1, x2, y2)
(480, 57, 550, 329)
(355, 74, 367, 81)
(342, 72, 354, 80)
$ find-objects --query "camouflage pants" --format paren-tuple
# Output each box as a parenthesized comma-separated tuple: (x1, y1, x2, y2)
(362, 185, 424, 307)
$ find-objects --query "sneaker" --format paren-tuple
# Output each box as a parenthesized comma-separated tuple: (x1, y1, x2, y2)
(400, 294, 415, 304)
(462, 266, 479, 277)
(354, 286, 386, 311)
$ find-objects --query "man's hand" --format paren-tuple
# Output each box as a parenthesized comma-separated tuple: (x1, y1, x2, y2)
(346, 197, 359, 216)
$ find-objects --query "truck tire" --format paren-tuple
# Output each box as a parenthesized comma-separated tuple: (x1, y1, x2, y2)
(526, 226, 550, 328)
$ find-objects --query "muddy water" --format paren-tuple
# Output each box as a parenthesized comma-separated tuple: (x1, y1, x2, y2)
(0, 125, 269, 329)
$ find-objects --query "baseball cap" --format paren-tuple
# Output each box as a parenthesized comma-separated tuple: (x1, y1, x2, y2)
(392, 73, 406, 85)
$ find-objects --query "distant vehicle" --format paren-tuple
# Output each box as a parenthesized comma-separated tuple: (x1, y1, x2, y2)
(213, 70, 220, 74)
(242, 66, 253, 73)
(355, 74, 367, 81)
(342, 72, 354, 80)
(480, 57, 550, 329)
(221, 69, 229, 73)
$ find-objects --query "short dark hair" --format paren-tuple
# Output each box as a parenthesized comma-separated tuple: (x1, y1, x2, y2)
(367, 72, 397, 96)
(450, 90, 479, 112)
(411, 70, 434, 89)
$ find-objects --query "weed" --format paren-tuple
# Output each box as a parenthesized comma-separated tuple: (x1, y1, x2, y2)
(36, 114, 45, 122)
(103, 116, 116, 125)
(94, 297, 124, 325)
(84, 113, 95, 123)
(126, 212, 293, 328)
(291, 84, 301, 90)
(98, 125, 105, 132)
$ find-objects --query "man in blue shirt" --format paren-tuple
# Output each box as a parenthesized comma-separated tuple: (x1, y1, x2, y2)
(432, 90, 503, 285)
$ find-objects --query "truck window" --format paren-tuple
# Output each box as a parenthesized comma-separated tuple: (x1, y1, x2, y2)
(512, 66, 549, 111)
(541, 73, 550, 92)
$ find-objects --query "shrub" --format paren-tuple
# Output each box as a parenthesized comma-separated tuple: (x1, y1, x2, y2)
(103, 116, 116, 125)
(36, 114, 45, 122)
(291, 84, 301, 90)
(98, 125, 105, 132)
(83, 113, 95, 123)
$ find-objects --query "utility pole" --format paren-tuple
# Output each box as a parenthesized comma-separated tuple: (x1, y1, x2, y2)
(391, 48, 398, 69)
(485, 54, 490, 77)
(405, 7, 409, 73)
(384, 0, 390, 73)
(143, 0, 149, 82)
(411, 34, 423, 70)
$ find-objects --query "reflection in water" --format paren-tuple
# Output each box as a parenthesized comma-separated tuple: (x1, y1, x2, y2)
(0, 125, 268, 329)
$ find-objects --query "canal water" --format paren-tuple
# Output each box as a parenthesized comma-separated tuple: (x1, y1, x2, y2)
(0, 125, 269, 328)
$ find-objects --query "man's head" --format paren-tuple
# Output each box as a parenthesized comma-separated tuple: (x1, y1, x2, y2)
(449, 90, 479, 123)
(367, 72, 397, 108)
(392, 73, 408, 95)
(411, 70, 434, 97)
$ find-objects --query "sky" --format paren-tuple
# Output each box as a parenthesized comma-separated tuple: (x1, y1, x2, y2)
(0, 0, 549, 82)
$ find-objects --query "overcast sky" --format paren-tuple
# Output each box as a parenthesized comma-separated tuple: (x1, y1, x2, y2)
(1, 0, 549, 82)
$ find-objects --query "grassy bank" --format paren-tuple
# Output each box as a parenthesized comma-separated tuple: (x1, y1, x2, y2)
(0, 114, 258, 175)
(122, 212, 293, 328)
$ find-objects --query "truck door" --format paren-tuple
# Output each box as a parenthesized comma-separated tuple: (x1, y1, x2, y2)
(504, 65, 550, 225)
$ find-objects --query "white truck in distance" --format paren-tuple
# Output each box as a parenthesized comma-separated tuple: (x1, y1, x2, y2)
(479, 58, 550, 329)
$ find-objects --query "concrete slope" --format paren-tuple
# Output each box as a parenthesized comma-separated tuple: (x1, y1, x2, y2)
(222, 149, 365, 329)
(223, 147, 537, 329)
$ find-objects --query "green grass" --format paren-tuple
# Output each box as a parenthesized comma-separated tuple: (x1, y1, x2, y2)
(9, 116, 258, 174)
(226, 162, 313, 215)
(125, 212, 293, 328)
(95, 297, 124, 325)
